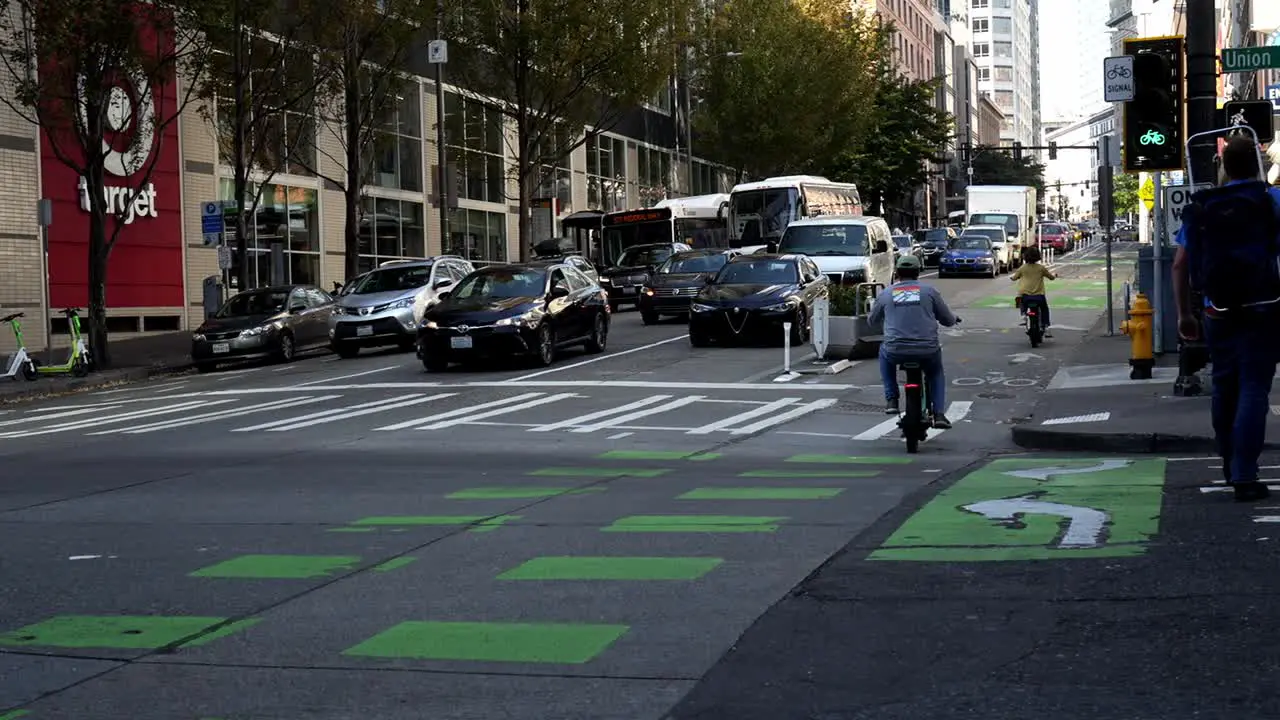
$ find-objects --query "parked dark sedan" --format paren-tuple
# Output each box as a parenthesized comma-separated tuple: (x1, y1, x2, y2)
(191, 284, 334, 372)
(688, 254, 829, 347)
(911, 227, 957, 267)
(417, 262, 609, 371)
(637, 249, 738, 325)
(598, 242, 691, 311)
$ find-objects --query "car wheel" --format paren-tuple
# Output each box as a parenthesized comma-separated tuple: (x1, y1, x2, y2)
(332, 342, 360, 359)
(584, 312, 608, 354)
(790, 307, 809, 345)
(640, 308, 659, 325)
(608, 300, 619, 313)
(422, 355, 449, 372)
(690, 330, 711, 347)
(195, 362, 217, 374)
(990, 264, 999, 279)
(275, 332, 296, 363)
(533, 323, 556, 367)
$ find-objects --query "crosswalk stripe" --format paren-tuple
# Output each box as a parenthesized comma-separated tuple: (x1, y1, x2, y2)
(0, 406, 119, 427)
(728, 398, 837, 435)
(570, 396, 705, 433)
(528, 395, 674, 433)
(420, 393, 579, 430)
(254, 393, 458, 432)
(852, 415, 900, 441)
(0, 400, 226, 438)
(96, 396, 341, 435)
(686, 398, 798, 435)
(374, 392, 547, 431)
(852, 400, 973, 442)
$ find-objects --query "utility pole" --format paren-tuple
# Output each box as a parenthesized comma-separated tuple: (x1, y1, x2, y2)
(231, 0, 248, 292)
(682, 47, 694, 196)
(431, 1, 450, 253)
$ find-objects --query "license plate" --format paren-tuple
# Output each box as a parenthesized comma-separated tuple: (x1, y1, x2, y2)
(211, 343, 230, 354)
(356, 325, 373, 337)
(450, 336, 473, 349)
(621, 286, 636, 294)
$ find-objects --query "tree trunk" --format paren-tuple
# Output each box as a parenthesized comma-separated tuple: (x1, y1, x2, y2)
(85, 163, 111, 370)
(342, 37, 362, 281)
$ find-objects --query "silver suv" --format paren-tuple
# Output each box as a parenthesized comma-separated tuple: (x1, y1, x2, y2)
(328, 256, 473, 358)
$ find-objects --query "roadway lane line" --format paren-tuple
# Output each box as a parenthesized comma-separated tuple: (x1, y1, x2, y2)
(97, 396, 339, 435)
(244, 393, 458, 432)
(419, 393, 580, 430)
(925, 400, 972, 440)
(292, 365, 402, 387)
(374, 393, 546, 431)
(570, 395, 704, 433)
(686, 397, 798, 435)
(528, 395, 673, 433)
(0, 400, 228, 438)
(505, 334, 690, 382)
(728, 398, 837, 435)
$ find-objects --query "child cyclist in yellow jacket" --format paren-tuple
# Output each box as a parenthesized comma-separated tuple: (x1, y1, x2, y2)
(1010, 246, 1056, 336)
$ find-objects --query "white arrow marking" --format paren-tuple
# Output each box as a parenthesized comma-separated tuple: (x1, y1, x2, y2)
(1007, 352, 1043, 364)
(963, 496, 1110, 548)
(1003, 459, 1132, 481)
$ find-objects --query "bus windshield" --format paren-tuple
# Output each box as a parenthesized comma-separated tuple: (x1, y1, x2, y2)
(730, 188, 800, 241)
(601, 221, 672, 265)
(969, 213, 1019, 238)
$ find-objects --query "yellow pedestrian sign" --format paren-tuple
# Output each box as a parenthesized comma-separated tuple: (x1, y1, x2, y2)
(1139, 176, 1155, 211)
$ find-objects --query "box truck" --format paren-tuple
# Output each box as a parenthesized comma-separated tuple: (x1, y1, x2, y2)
(966, 185, 1038, 266)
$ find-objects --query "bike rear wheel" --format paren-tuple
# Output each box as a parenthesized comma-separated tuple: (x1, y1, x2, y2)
(904, 384, 923, 454)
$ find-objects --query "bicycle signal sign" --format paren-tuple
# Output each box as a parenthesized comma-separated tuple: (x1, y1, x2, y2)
(1103, 55, 1135, 102)
(1139, 130, 1166, 146)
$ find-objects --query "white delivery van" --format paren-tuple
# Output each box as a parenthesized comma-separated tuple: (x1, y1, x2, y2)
(776, 215, 896, 287)
(966, 185, 1037, 265)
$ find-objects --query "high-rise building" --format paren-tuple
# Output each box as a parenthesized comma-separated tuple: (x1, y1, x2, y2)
(1070, 0, 1112, 114)
(969, 0, 1041, 150)
(856, 0, 938, 82)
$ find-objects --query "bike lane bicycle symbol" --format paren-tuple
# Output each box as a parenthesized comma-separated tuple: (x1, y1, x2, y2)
(1107, 65, 1131, 80)
(953, 371, 1039, 388)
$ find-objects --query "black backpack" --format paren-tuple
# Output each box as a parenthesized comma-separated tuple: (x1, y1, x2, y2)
(1184, 181, 1280, 311)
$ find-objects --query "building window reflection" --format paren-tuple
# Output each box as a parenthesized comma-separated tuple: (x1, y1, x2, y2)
(446, 208, 507, 262)
(586, 134, 626, 211)
(636, 145, 672, 207)
(357, 197, 426, 274)
(212, 38, 316, 176)
(218, 178, 320, 288)
(370, 82, 423, 192)
(444, 92, 505, 204)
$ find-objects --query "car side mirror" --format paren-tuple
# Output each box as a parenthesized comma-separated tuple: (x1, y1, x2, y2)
(550, 285, 570, 299)
(289, 303, 306, 313)
(874, 240, 889, 254)
(437, 290, 450, 300)
(433, 278, 451, 289)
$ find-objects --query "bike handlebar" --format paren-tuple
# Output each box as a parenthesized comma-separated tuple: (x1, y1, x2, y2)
(1, 312, 23, 322)
(59, 307, 81, 316)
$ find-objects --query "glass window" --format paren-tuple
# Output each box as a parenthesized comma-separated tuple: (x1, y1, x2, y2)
(973, 43, 990, 57)
(972, 18, 988, 32)
(714, 259, 799, 285)
(217, 288, 290, 317)
(636, 146, 672, 207)
(992, 17, 1012, 34)
(213, 41, 317, 176)
(659, 252, 729, 274)
(446, 208, 508, 262)
(369, 82, 423, 192)
(444, 92, 506, 204)
(586, 135, 627, 212)
(219, 179, 320, 289)
(952, 236, 993, 250)
(356, 197, 426, 274)
(562, 267, 589, 290)
(995, 66, 1013, 82)
(994, 42, 1013, 58)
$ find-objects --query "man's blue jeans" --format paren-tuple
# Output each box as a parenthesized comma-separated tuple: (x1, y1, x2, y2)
(1206, 312, 1280, 483)
(880, 347, 946, 414)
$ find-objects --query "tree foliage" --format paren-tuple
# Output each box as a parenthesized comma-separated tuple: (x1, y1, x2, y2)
(448, 0, 690, 260)
(1112, 171, 1138, 217)
(0, 0, 224, 367)
(825, 22, 951, 215)
(691, 0, 881, 179)
(969, 144, 1045, 190)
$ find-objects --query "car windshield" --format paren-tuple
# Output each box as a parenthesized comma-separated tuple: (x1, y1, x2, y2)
(616, 246, 673, 268)
(1039, 224, 1069, 236)
(661, 254, 729, 274)
(714, 259, 799, 285)
(970, 213, 1019, 237)
(892, 235, 911, 248)
(346, 265, 431, 294)
(450, 268, 547, 300)
(912, 229, 950, 245)
(217, 289, 289, 318)
(778, 224, 869, 255)
(952, 237, 992, 250)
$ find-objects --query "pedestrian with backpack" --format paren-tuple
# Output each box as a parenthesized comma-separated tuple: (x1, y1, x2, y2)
(1173, 136, 1280, 502)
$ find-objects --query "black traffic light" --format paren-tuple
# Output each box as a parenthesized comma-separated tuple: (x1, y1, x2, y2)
(1222, 99, 1275, 145)
(1013, 142, 1023, 160)
(1123, 36, 1184, 173)
(1049, 142, 1058, 160)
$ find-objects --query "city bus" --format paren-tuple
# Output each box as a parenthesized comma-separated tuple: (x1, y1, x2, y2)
(598, 193, 730, 266)
(727, 175, 862, 250)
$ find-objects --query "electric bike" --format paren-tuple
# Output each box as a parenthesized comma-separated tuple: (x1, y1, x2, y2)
(1021, 296, 1045, 347)
(36, 308, 93, 378)
(1, 312, 38, 381)
(895, 317, 960, 454)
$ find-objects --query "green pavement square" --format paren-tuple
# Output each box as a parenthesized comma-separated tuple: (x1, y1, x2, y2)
(597, 450, 721, 461)
(602, 515, 786, 533)
(446, 487, 604, 499)
(739, 469, 879, 478)
(785, 454, 912, 465)
(352, 515, 491, 526)
(497, 556, 723, 580)
(342, 621, 629, 663)
(371, 557, 417, 572)
(0, 615, 258, 650)
(190, 554, 360, 579)
(678, 487, 844, 500)
(528, 467, 670, 477)
(0, 711, 31, 719)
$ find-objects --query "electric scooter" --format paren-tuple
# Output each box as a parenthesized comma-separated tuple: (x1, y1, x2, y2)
(0, 312, 38, 381)
(36, 308, 93, 378)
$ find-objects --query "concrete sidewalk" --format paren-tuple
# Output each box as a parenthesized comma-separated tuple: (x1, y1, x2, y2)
(0, 331, 192, 404)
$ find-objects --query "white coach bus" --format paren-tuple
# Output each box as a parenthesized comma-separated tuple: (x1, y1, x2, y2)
(728, 175, 862, 251)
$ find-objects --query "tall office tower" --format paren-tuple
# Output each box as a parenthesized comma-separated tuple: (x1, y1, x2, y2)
(969, 0, 1041, 149)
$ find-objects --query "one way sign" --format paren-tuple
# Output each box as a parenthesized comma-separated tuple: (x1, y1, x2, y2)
(1162, 183, 1211, 242)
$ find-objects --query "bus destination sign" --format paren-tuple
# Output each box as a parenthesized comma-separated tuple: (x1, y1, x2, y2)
(603, 207, 673, 226)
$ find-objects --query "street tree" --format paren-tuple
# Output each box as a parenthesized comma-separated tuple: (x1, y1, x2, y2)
(825, 24, 951, 216)
(196, 3, 332, 291)
(692, 0, 880, 179)
(0, 0, 223, 368)
(969, 144, 1046, 190)
(448, 0, 691, 261)
(299, 0, 429, 281)
(1112, 172, 1138, 217)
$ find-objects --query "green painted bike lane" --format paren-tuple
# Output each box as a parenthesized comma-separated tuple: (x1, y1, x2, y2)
(870, 457, 1166, 561)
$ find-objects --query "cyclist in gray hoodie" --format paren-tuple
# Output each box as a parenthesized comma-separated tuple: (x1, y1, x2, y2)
(868, 255, 959, 428)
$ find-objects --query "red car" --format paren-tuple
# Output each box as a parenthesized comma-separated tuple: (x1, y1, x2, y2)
(1037, 223, 1071, 252)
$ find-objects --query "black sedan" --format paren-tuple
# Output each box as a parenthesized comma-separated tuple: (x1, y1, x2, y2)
(417, 262, 609, 371)
(637, 249, 738, 325)
(688, 254, 829, 347)
(912, 227, 956, 267)
(598, 242, 691, 311)
(191, 284, 334, 372)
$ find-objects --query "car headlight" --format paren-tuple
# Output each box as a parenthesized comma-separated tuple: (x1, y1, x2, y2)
(641, 287, 654, 296)
(496, 311, 540, 327)
(690, 303, 715, 313)
(239, 325, 273, 338)
(599, 277, 612, 285)
(760, 302, 791, 312)
(192, 333, 206, 341)
(332, 306, 348, 315)
(388, 297, 414, 310)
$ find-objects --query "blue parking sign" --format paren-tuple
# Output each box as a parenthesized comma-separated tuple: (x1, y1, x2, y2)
(200, 200, 224, 246)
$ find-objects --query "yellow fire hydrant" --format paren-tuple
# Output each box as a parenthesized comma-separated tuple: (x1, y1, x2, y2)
(1121, 292, 1154, 380)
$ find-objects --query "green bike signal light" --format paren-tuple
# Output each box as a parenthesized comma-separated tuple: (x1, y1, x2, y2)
(1123, 36, 1185, 173)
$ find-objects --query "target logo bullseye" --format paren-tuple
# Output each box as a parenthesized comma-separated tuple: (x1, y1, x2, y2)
(74, 71, 159, 224)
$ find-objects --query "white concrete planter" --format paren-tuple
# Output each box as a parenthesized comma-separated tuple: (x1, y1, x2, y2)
(822, 315, 882, 360)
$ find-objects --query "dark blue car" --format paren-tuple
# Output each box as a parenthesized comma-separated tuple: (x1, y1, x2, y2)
(938, 236, 999, 279)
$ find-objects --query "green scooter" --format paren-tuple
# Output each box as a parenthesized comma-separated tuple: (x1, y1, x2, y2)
(36, 307, 94, 378)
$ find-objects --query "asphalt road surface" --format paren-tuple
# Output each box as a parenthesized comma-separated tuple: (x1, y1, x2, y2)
(1, 242, 1142, 719)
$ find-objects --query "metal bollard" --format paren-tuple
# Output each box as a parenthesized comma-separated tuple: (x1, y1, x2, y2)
(782, 322, 792, 374)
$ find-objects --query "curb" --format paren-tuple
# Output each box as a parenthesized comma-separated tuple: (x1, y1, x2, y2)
(0, 363, 192, 406)
(1009, 425, 1280, 454)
